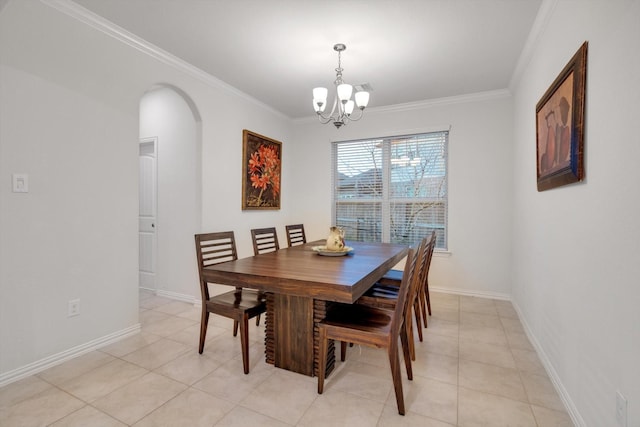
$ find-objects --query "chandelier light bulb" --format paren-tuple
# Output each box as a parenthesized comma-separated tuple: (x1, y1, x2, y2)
(345, 100, 355, 115)
(337, 83, 353, 103)
(355, 91, 370, 109)
(313, 87, 328, 103)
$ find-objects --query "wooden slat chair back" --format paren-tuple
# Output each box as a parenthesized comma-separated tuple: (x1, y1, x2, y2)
(316, 243, 424, 415)
(355, 235, 434, 360)
(251, 227, 280, 255)
(376, 230, 437, 326)
(195, 231, 266, 374)
(198, 232, 238, 271)
(285, 224, 306, 247)
(421, 230, 437, 318)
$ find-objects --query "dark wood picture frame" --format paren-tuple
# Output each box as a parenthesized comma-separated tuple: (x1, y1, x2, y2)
(536, 41, 587, 191)
(242, 129, 282, 210)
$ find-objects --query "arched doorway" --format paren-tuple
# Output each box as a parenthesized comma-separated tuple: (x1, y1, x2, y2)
(139, 85, 202, 301)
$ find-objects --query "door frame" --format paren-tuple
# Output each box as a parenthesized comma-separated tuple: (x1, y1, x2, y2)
(139, 136, 158, 291)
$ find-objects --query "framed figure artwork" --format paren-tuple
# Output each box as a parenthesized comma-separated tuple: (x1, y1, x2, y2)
(242, 129, 282, 210)
(536, 41, 587, 191)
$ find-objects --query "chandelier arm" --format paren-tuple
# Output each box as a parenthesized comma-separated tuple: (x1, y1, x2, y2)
(317, 114, 335, 125)
(345, 108, 365, 122)
(315, 96, 339, 122)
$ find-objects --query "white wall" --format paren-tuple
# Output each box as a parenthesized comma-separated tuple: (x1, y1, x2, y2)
(0, 1, 141, 378)
(291, 92, 515, 298)
(511, 1, 640, 425)
(0, 0, 291, 382)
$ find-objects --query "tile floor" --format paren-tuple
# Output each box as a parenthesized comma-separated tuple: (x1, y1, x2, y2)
(0, 290, 574, 426)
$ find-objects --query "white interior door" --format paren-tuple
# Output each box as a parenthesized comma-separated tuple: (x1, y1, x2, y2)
(139, 137, 157, 289)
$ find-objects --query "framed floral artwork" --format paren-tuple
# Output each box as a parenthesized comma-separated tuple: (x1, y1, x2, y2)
(242, 129, 282, 210)
(536, 41, 587, 191)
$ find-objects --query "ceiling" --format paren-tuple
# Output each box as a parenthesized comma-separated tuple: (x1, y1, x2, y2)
(71, 0, 543, 119)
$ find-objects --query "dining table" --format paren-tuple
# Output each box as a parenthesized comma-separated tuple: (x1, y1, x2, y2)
(201, 239, 409, 377)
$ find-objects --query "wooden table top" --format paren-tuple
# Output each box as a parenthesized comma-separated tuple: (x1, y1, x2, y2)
(202, 240, 408, 303)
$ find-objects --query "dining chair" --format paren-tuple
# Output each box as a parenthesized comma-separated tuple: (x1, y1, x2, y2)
(316, 246, 422, 416)
(354, 235, 434, 361)
(285, 224, 306, 247)
(250, 227, 280, 254)
(249, 227, 280, 329)
(195, 231, 266, 374)
(375, 230, 436, 327)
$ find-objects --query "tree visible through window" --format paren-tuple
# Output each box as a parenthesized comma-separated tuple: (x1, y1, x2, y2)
(332, 131, 448, 249)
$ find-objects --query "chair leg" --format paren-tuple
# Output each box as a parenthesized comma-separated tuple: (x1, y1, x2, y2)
(388, 345, 406, 415)
(419, 287, 428, 326)
(425, 282, 432, 316)
(413, 300, 423, 342)
(199, 310, 209, 354)
(233, 320, 239, 337)
(406, 316, 416, 361)
(317, 327, 328, 394)
(340, 341, 347, 361)
(256, 313, 261, 326)
(400, 324, 413, 381)
(240, 314, 250, 374)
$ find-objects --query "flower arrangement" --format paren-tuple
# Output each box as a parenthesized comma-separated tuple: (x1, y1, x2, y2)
(246, 143, 281, 207)
(242, 130, 282, 210)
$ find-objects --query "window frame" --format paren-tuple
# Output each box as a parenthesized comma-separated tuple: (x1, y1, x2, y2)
(331, 130, 449, 250)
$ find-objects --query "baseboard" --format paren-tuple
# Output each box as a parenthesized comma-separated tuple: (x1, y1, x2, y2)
(155, 289, 197, 305)
(140, 286, 198, 305)
(0, 324, 141, 388)
(511, 301, 585, 427)
(430, 285, 511, 301)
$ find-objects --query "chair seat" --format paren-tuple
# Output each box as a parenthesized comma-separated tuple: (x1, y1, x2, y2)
(377, 269, 403, 286)
(323, 304, 394, 334)
(206, 289, 266, 318)
(357, 281, 420, 358)
(356, 287, 398, 310)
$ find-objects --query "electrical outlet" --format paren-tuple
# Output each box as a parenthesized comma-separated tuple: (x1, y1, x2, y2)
(616, 391, 628, 427)
(68, 299, 80, 317)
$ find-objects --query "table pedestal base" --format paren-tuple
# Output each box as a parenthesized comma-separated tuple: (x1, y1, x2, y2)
(265, 293, 335, 377)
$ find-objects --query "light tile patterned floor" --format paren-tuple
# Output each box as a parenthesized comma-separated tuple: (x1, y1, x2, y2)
(0, 291, 574, 426)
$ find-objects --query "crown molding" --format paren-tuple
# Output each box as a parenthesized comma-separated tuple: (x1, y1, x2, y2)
(40, 0, 289, 120)
(509, 0, 558, 92)
(373, 89, 511, 113)
(293, 89, 512, 124)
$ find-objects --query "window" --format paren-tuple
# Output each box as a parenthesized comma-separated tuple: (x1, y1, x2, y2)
(332, 131, 448, 250)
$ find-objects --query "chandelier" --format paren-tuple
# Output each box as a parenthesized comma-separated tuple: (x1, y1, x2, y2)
(313, 43, 370, 129)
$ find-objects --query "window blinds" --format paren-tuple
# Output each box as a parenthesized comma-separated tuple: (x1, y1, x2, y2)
(332, 131, 448, 249)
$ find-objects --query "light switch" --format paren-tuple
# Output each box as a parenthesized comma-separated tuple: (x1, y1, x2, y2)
(12, 174, 29, 193)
